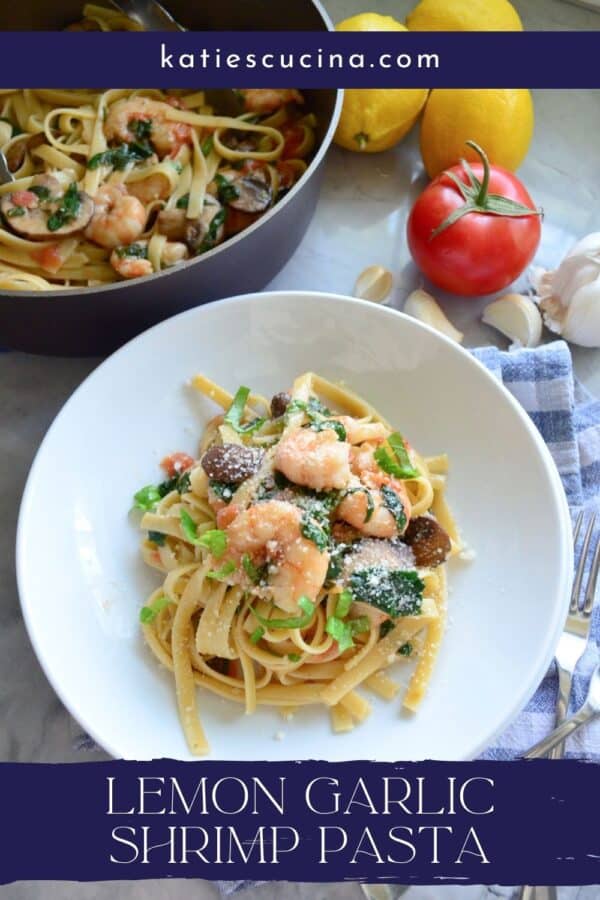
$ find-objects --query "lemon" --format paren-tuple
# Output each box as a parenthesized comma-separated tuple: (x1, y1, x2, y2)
(406, 0, 523, 31)
(420, 89, 534, 178)
(334, 13, 428, 153)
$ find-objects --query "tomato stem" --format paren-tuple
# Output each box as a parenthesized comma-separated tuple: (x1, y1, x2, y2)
(466, 140, 490, 205)
(429, 140, 542, 241)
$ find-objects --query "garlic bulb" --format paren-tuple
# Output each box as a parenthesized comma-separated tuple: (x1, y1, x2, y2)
(533, 233, 600, 347)
(482, 293, 542, 349)
(353, 265, 393, 304)
(403, 289, 463, 343)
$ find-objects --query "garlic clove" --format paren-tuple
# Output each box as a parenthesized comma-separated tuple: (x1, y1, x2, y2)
(353, 265, 393, 304)
(403, 289, 463, 343)
(482, 293, 542, 349)
(550, 278, 600, 347)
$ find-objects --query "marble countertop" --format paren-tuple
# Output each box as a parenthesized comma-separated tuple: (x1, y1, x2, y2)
(1, 0, 599, 897)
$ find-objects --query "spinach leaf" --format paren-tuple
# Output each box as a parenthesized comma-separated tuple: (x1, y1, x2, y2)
(381, 484, 407, 531)
(47, 183, 81, 232)
(374, 431, 419, 480)
(349, 566, 424, 618)
(215, 173, 240, 204)
(88, 142, 153, 171)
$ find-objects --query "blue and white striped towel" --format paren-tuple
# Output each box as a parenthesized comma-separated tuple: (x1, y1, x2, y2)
(472, 340, 600, 763)
(217, 339, 600, 897)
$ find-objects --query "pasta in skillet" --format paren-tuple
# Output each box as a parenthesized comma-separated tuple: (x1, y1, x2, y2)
(0, 9, 315, 290)
(133, 372, 463, 755)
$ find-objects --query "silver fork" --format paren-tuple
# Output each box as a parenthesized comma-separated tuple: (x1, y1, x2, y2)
(524, 663, 600, 758)
(517, 515, 599, 900)
(548, 510, 598, 758)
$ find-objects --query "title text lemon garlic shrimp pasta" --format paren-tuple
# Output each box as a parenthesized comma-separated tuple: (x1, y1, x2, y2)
(0, 89, 315, 288)
(132, 373, 464, 756)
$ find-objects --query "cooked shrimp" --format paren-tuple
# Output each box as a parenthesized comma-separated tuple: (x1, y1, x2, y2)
(336, 442, 411, 538)
(109, 238, 188, 279)
(109, 252, 152, 279)
(85, 184, 146, 249)
(240, 89, 303, 115)
(224, 499, 329, 612)
(104, 97, 192, 159)
(275, 427, 351, 492)
(335, 416, 389, 445)
(127, 172, 171, 204)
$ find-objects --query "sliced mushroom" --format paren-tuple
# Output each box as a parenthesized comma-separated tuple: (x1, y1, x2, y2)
(1, 176, 94, 240)
(201, 443, 264, 484)
(185, 197, 225, 253)
(342, 538, 416, 579)
(156, 208, 187, 242)
(5, 132, 46, 173)
(270, 392, 291, 418)
(216, 167, 272, 214)
(403, 516, 451, 568)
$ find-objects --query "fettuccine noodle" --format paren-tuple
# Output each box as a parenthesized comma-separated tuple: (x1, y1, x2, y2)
(133, 372, 464, 755)
(0, 8, 315, 291)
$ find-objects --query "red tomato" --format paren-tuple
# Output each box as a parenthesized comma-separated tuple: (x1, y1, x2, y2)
(281, 124, 305, 160)
(160, 452, 195, 478)
(407, 143, 541, 297)
(31, 243, 63, 274)
(11, 190, 38, 209)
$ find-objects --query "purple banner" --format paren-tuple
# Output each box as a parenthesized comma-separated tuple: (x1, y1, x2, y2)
(0, 31, 599, 88)
(2, 759, 600, 884)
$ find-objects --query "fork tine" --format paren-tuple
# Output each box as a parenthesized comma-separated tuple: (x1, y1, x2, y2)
(573, 509, 585, 544)
(570, 513, 596, 614)
(583, 534, 600, 615)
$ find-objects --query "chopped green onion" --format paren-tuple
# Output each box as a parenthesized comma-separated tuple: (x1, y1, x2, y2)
(250, 626, 265, 644)
(139, 595, 172, 624)
(251, 595, 316, 631)
(326, 614, 371, 652)
(288, 653, 301, 662)
(325, 616, 355, 653)
(148, 530, 166, 546)
(201, 135, 214, 156)
(335, 588, 353, 618)
(399, 641, 413, 657)
(223, 385, 266, 434)
(179, 510, 228, 558)
(374, 431, 419, 480)
(206, 560, 237, 581)
(311, 419, 346, 441)
(242, 553, 262, 584)
(133, 484, 161, 511)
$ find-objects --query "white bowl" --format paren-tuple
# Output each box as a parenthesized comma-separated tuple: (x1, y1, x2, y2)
(16, 292, 572, 761)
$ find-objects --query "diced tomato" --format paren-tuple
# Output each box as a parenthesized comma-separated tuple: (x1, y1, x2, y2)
(309, 644, 341, 664)
(166, 96, 186, 110)
(276, 161, 296, 191)
(225, 207, 261, 236)
(11, 190, 38, 209)
(216, 504, 239, 529)
(228, 659, 244, 679)
(160, 452, 195, 478)
(281, 124, 304, 160)
(30, 243, 63, 274)
(241, 159, 267, 175)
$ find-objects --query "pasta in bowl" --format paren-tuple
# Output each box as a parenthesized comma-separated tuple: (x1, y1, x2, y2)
(133, 371, 461, 756)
